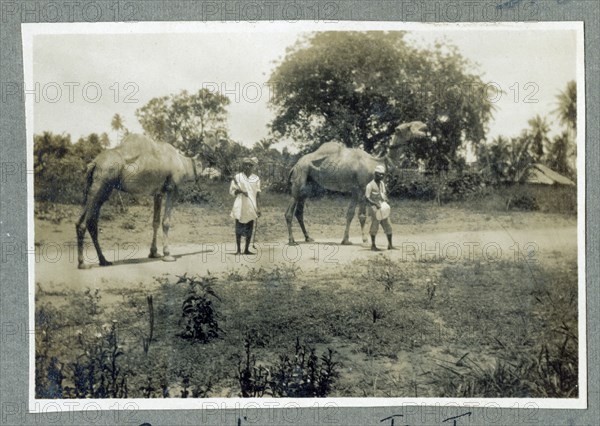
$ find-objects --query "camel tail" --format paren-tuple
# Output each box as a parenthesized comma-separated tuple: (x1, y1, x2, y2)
(82, 162, 96, 205)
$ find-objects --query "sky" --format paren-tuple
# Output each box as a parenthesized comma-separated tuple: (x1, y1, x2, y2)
(30, 23, 580, 151)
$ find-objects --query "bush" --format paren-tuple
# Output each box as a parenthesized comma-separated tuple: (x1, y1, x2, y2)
(509, 193, 539, 211)
(444, 172, 488, 200)
(177, 181, 215, 205)
(270, 339, 338, 397)
(388, 173, 437, 200)
(178, 274, 222, 343)
(237, 336, 339, 398)
(357, 255, 408, 292)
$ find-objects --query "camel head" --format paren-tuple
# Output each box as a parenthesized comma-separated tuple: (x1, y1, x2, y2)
(391, 121, 428, 145)
(387, 121, 429, 162)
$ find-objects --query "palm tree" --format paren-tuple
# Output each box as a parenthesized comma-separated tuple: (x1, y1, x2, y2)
(527, 115, 550, 162)
(507, 133, 534, 184)
(553, 80, 577, 133)
(553, 81, 577, 178)
(547, 131, 571, 176)
(111, 113, 128, 143)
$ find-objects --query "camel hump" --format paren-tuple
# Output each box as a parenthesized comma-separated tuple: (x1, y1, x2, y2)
(116, 133, 160, 163)
(312, 141, 346, 155)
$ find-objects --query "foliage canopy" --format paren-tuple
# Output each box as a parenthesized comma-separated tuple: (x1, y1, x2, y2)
(269, 31, 495, 170)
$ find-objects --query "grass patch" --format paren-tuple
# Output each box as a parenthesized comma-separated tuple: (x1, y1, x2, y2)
(35, 256, 578, 398)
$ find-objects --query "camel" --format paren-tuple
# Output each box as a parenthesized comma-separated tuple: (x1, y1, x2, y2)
(285, 121, 428, 245)
(76, 133, 205, 269)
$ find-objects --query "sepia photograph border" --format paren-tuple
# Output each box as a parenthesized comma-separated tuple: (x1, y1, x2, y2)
(23, 19, 587, 412)
(0, 1, 599, 424)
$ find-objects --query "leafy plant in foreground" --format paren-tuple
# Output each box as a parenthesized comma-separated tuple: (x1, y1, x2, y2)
(237, 336, 339, 398)
(237, 336, 270, 397)
(271, 338, 339, 397)
(178, 274, 222, 343)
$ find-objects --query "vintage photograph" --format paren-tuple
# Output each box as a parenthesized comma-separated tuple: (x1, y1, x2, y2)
(25, 21, 584, 407)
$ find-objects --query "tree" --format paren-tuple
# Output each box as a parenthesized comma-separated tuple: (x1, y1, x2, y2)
(34, 132, 112, 203)
(553, 80, 576, 133)
(269, 32, 494, 171)
(111, 113, 129, 143)
(546, 131, 572, 177)
(135, 89, 230, 155)
(526, 115, 550, 162)
(73, 133, 107, 164)
(477, 133, 533, 184)
(477, 135, 510, 184)
(552, 80, 577, 179)
(34, 132, 84, 203)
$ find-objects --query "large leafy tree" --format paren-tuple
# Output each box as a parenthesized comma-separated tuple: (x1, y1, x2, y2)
(135, 89, 230, 155)
(34, 132, 110, 203)
(269, 32, 494, 170)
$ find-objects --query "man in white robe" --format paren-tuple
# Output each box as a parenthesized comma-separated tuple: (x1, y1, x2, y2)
(230, 157, 261, 254)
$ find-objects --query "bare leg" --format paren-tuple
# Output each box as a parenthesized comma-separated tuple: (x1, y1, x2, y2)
(149, 193, 163, 258)
(87, 208, 112, 266)
(371, 234, 381, 251)
(358, 200, 368, 243)
(295, 198, 314, 242)
(162, 191, 175, 262)
(341, 196, 358, 245)
(243, 221, 255, 255)
(76, 207, 90, 269)
(285, 198, 298, 245)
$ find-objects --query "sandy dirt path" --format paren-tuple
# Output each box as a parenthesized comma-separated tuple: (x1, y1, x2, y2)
(35, 226, 577, 293)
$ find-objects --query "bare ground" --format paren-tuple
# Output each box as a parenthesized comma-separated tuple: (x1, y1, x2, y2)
(35, 199, 577, 293)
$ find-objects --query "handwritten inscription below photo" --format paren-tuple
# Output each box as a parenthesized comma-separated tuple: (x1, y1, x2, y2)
(24, 21, 584, 409)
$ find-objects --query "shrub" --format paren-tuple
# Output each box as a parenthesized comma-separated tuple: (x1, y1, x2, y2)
(237, 335, 271, 397)
(178, 274, 222, 343)
(388, 174, 437, 200)
(357, 255, 408, 292)
(270, 338, 339, 397)
(237, 336, 339, 398)
(444, 172, 488, 200)
(509, 193, 539, 211)
(177, 181, 215, 205)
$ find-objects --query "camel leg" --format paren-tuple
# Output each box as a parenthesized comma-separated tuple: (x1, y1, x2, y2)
(76, 206, 91, 269)
(295, 197, 314, 242)
(341, 195, 359, 245)
(76, 184, 112, 268)
(149, 193, 163, 258)
(285, 198, 299, 245)
(358, 198, 368, 243)
(87, 199, 112, 267)
(161, 191, 176, 262)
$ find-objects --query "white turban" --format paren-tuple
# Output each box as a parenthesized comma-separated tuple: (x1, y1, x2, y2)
(374, 165, 386, 174)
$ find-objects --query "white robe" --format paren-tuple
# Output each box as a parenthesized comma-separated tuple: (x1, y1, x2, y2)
(230, 172, 261, 224)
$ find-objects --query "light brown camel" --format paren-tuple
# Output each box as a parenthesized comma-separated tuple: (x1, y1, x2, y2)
(286, 121, 428, 245)
(76, 133, 204, 269)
